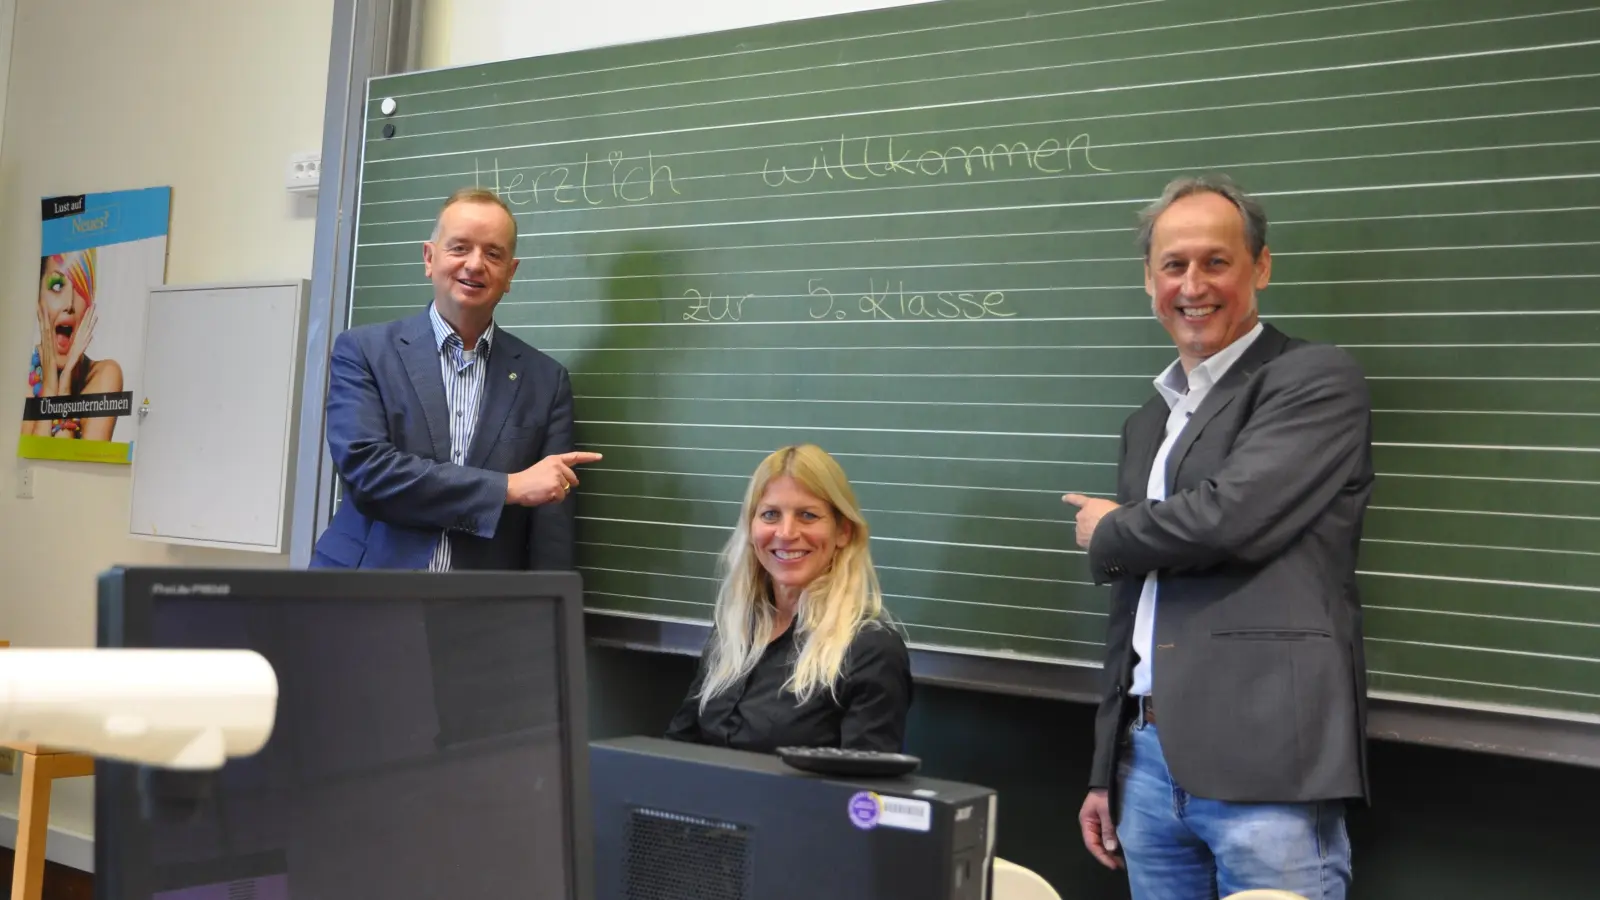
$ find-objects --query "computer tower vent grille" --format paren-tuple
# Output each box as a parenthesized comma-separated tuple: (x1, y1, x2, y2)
(624, 806, 751, 900)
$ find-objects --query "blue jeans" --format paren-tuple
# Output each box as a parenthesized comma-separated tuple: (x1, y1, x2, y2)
(1115, 721, 1352, 900)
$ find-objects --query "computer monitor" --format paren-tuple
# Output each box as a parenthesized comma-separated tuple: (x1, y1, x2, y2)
(589, 736, 998, 900)
(93, 567, 594, 900)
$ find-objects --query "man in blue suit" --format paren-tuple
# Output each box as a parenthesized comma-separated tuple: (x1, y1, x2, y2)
(311, 187, 601, 570)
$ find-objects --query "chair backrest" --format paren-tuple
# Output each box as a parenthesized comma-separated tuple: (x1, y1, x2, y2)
(1222, 892, 1311, 900)
(992, 857, 1063, 900)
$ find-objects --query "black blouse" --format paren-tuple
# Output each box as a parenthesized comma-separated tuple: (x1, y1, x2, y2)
(664, 619, 913, 754)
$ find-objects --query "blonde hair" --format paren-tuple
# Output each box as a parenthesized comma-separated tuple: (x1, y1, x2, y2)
(698, 444, 887, 711)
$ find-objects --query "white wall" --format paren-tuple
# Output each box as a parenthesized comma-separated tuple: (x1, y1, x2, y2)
(427, 0, 939, 68)
(0, 0, 332, 863)
(0, 0, 13, 154)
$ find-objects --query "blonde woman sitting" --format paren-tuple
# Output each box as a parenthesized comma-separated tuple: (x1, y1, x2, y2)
(665, 444, 913, 753)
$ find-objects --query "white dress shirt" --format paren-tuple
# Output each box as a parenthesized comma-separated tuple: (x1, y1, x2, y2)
(1128, 322, 1264, 697)
(427, 302, 493, 572)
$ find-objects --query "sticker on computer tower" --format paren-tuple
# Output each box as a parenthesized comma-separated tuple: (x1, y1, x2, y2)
(847, 791, 931, 832)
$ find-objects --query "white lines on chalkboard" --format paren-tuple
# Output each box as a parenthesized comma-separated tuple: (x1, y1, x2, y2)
(563, 346, 1160, 354)
(576, 540, 1096, 590)
(903, 621, 1104, 647)
(578, 419, 1112, 441)
(581, 488, 1600, 521)
(1367, 636, 1598, 665)
(578, 395, 1595, 418)
(1275, 240, 1600, 258)
(1368, 670, 1600, 701)
(561, 371, 1581, 385)
(585, 573, 1100, 624)
(353, 243, 1600, 289)
(1378, 473, 1600, 488)
(375, 0, 1171, 105)
(365, 35, 1600, 165)
(351, 288, 1596, 312)
(383, 110, 1600, 216)
(361, 138, 1600, 231)
(587, 590, 706, 609)
(368, 247, 1599, 293)
(374, 1, 1433, 131)
(350, 205, 1600, 268)
(372, 99, 1600, 199)
(1376, 437, 1600, 450)
(581, 469, 1069, 496)
(576, 395, 1141, 410)
(375, 10, 1597, 150)
(572, 370, 1148, 378)
(491, 307, 1600, 326)
(1369, 505, 1600, 523)
(585, 590, 1107, 646)
(581, 541, 711, 558)
(585, 565, 715, 582)
(886, 591, 1102, 617)
(1371, 376, 1600, 382)
(359, 226, 1138, 264)
(575, 423, 1600, 453)
(878, 562, 1088, 587)
(504, 257, 1147, 285)
(1364, 538, 1600, 558)
(360, 286, 1140, 305)
(1369, 605, 1600, 630)
(574, 514, 1080, 555)
(1362, 570, 1600, 594)
(352, 175, 1600, 248)
(377, 240, 1600, 287)
(584, 491, 1074, 530)
(577, 442, 1110, 469)
(362, 68, 1600, 196)
(1374, 405, 1600, 414)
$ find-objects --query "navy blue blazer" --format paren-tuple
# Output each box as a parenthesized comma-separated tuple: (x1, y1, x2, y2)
(309, 309, 577, 571)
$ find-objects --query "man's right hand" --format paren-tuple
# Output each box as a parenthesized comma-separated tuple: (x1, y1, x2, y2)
(1078, 789, 1123, 870)
(506, 451, 604, 506)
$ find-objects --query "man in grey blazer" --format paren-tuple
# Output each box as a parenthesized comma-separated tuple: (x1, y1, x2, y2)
(1062, 174, 1375, 900)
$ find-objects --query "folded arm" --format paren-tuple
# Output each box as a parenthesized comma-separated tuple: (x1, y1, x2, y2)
(325, 330, 507, 535)
(1089, 345, 1371, 582)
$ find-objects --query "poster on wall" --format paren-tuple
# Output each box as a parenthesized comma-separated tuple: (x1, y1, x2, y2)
(18, 186, 170, 464)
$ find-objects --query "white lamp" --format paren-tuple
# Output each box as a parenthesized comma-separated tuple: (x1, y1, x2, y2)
(0, 648, 277, 769)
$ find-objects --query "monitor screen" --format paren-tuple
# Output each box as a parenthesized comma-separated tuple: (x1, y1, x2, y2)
(94, 568, 592, 900)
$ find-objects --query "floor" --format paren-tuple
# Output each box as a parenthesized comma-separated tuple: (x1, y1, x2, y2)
(0, 846, 92, 900)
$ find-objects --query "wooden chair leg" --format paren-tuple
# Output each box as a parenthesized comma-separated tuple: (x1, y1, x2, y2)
(11, 753, 51, 900)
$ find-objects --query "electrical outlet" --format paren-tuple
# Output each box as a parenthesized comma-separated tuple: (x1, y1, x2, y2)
(286, 151, 321, 196)
(16, 466, 33, 500)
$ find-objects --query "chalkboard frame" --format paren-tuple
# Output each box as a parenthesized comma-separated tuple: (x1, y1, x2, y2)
(586, 610, 1600, 769)
(289, 0, 1600, 768)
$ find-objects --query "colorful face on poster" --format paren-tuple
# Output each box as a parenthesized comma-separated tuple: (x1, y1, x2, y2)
(18, 187, 170, 464)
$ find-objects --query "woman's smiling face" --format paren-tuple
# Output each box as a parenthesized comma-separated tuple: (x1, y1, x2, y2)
(749, 475, 852, 597)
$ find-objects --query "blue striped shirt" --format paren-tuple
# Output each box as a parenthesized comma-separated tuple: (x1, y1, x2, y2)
(427, 303, 493, 572)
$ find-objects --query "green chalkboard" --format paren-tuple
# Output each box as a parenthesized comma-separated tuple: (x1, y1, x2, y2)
(348, 0, 1600, 721)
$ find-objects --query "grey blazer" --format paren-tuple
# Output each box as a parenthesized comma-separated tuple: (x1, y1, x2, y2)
(1086, 322, 1375, 811)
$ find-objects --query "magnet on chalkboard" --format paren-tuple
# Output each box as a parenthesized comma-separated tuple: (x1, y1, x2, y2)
(382, 123, 396, 139)
(380, 97, 397, 116)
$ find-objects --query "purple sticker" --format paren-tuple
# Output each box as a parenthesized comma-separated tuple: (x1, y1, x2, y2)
(848, 791, 881, 830)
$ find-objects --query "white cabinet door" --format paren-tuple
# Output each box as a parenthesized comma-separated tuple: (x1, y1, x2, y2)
(128, 281, 306, 552)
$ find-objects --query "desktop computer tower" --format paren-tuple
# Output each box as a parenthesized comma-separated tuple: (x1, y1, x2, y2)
(590, 736, 996, 900)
